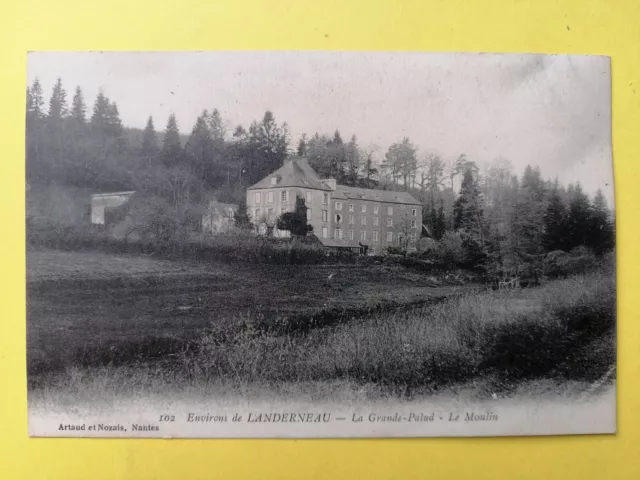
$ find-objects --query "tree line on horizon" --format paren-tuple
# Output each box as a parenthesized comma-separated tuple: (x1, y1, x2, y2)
(25, 77, 615, 274)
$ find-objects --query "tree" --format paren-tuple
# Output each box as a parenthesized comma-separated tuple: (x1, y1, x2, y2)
(542, 182, 568, 251)
(277, 197, 312, 236)
(453, 167, 486, 269)
(343, 135, 361, 186)
(90, 91, 110, 128)
(28, 78, 45, 119)
(48, 77, 68, 121)
(185, 111, 216, 185)
(588, 189, 615, 255)
(433, 200, 446, 240)
(244, 111, 289, 184)
(207, 108, 226, 143)
(162, 114, 182, 165)
(384, 138, 417, 189)
(297, 134, 307, 156)
(105, 101, 124, 139)
(360, 150, 378, 188)
(141, 116, 159, 155)
(70, 86, 87, 123)
(514, 165, 546, 256)
(566, 183, 592, 250)
(234, 201, 252, 229)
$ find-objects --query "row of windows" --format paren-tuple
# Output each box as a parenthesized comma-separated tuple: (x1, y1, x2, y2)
(334, 202, 418, 217)
(257, 205, 418, 230)
(327, 212, 417, 228)
(254, 190, 317, 205)
(321, 228, 418, 242)
(253, 191, 418, 219)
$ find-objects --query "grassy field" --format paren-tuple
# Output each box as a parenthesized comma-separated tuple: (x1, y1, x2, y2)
(27, 248, 471, 377)
(27, 248, 616, 402)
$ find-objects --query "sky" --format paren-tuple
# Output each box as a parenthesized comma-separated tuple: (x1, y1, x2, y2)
(27, 51, 614, 205)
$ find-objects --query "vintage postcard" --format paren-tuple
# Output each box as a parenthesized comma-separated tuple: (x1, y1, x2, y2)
(26, 51, 616, 438)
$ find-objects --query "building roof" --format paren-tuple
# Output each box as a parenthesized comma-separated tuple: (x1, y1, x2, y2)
(247, 156, 421, 206)
(247, 157, 331, 191)
(333, 185, 420, 205)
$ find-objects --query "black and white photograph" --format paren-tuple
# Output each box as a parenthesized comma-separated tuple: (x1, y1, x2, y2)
(26, 51, 616, 438)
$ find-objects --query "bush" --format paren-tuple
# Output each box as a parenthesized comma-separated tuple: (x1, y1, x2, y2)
(26, 218, 353, 266)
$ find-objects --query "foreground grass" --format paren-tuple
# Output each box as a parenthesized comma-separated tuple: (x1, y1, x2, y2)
(30, 268, 615, 402)
(180, 269, 615, 394)
(27, 248, 470, 376)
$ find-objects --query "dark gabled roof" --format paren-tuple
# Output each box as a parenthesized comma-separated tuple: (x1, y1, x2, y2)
(247, 157, 331, 191)
(333, 185, 420, 205)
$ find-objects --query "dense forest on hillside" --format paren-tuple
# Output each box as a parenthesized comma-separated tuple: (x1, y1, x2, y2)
(26, 77, 615, 279)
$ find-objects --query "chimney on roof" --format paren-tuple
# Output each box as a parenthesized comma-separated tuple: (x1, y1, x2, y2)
(322, 178, 336, 191)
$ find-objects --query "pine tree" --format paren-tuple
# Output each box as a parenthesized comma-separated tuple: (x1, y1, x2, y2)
(297, 134, 307, 156)
(26, 87, 33, 116)
(542, 182, 568, 251)
(48, 77, 68, 120)
(90, 91, 110, 128)
(185, 111, 215, 182)
(588, 189, 615, 254)
(141, 116, 158, 155)
(566, 183, 592, 250)
(105, 101, 124, 139)
(454, 168, 483, 232)
(433, 200, 446, 240)
(454, 167, 486, 268)
(162, 114, 182, 165)
(71, 86, 87, 123)
(29, 78, 45, 118)
(516, 165, 546, 255)
(207, 109, 226, 143)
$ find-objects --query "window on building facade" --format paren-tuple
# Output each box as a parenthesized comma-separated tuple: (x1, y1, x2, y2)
(411, 232, 416, 241)
(411, 219, 417, 228)
(323, 193, 328, 205)
(334, 228, 342, 239)
(268, 208, 274, 219)
(348, 214, 354, 224)
(361, 204, 366, 213)
(387, 218, 393, 227)
(371, 247, 376, 255)
(322, 226, 329, 238)
(335, 213, 342, 224)
(307, 208, 312, 221)
(267, 191, 274, 203)
(373, 217, 379, 227)
(412, 208, 417, 216)
(306, 191, 312, 204)
(349, 230, 354, 240)
(373, 205, 379, 214)
(387, 206, 393, 215)
(360, 216, 366, 226)
(349, 204, 354, 212)
(322, 210, 328, 222)
(372, 231, 378, 241)
(335, 201, 342, 210)
(281, 190, 288, 202)
(281, 207, 287, 214)
(360, 230, 367, 241)
(387, 231, 393, 242)
(255, 208, 261, 219)
(254, 192, 261, 204)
